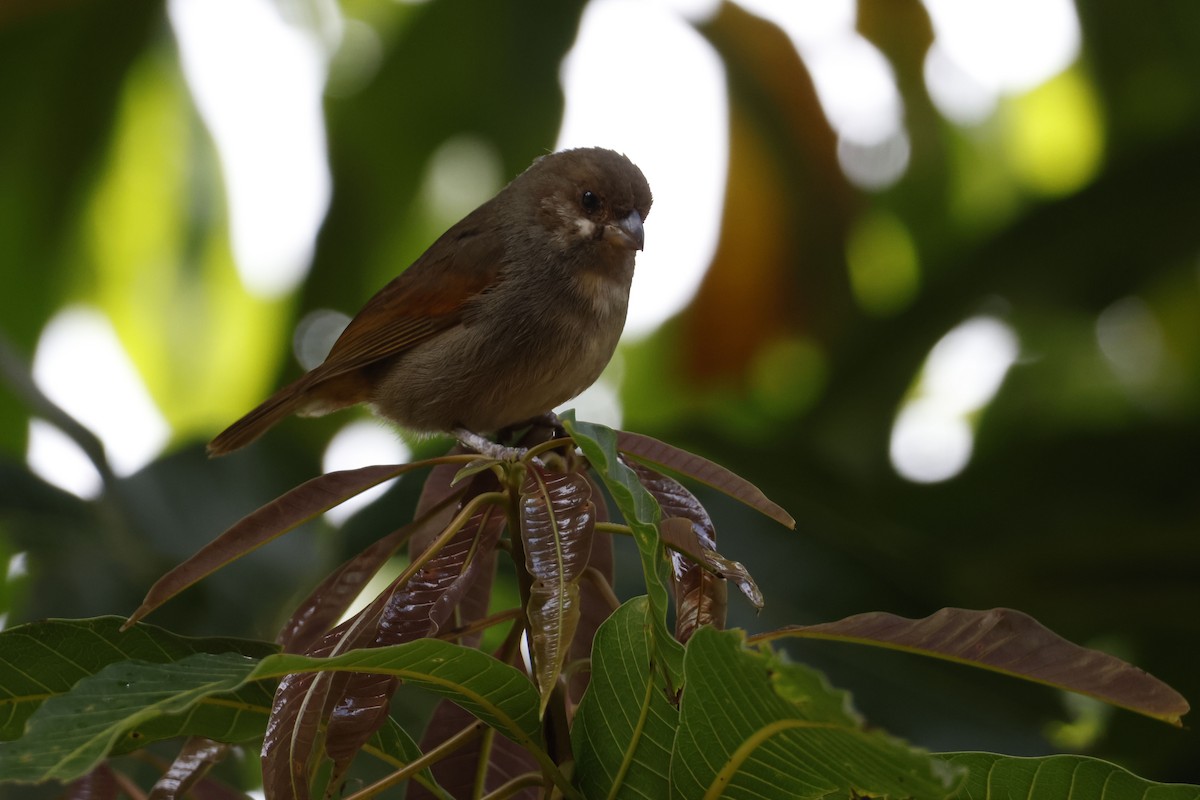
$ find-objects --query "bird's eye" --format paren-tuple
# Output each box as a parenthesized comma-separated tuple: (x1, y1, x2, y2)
(581, 190, 601, 214)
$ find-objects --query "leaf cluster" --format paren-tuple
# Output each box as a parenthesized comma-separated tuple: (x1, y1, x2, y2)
(0, 422, 1192, 799)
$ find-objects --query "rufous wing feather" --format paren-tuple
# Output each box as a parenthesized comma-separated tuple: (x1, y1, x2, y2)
(207, 213, 505, 456)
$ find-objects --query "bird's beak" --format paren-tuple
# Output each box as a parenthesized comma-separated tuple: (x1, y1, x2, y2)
(605, 209, 645, 251)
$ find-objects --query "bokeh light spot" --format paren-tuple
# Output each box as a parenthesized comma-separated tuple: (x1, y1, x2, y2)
(846, 210, 920, 316)
(322, 420, 411, 526)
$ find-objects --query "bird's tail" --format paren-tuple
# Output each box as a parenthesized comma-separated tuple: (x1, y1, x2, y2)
(207, 379, 309, 457)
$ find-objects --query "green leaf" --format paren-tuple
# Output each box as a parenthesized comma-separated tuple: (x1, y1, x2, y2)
(760, 607, 1191, 726)
(0, 616, 277, 743)
(0, 638, 543, 786)
(671, 626, 961, 800)
(565, 418, 685, 689)
(942, 752, 1200, 799)
(0, 651, 261, 783)
(573, 597, 680, 800)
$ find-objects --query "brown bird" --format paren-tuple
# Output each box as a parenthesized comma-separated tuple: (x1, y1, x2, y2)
(208, 147, 652, 457)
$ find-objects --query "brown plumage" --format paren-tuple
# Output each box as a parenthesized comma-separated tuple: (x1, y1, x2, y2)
(208, 147, 652, 456)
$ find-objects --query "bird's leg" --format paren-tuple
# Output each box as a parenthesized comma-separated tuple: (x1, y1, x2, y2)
(453, 427, 526, 461)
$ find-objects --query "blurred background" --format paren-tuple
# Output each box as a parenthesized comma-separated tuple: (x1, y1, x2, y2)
(1, 0, 1198, 787)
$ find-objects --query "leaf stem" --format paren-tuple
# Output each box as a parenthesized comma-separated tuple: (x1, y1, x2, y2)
(343, 720, 487, 800)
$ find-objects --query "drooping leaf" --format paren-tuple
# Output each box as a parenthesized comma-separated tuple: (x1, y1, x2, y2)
(0, 617, 277, 744)
(125, 461, 450, 628)
(0, 641, 547, 787)
(760, 607, 1191, 725)
(941, 752, 1200, 799)
(616, 430, 796, 530)
(671, 626, 960, 800)
(565, 418, 684, 690)
(629, 460, 743, 639)
(572, 597, 679, 800)
(660, 517, 729, 643)
(520, 466, 595, 714)
(410, 699, 540, 800)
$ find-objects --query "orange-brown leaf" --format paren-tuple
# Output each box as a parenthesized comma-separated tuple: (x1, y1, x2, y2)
(616, 430, 795, 529)
(761, 607, 1191, 726)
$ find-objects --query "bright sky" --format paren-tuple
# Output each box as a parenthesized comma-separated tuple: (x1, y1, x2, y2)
(26, 0, 1083, 499)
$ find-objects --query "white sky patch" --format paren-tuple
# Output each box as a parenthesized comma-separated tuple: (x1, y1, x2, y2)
(736, 0, 906, 189)
(169, 0, 333, 297)
(27, 306, 170, 498)
(557, 0, 729, 338)
(922, 0, 1081, 122)
(321, 420, 412, 526)
(891, 316, 1019, 483)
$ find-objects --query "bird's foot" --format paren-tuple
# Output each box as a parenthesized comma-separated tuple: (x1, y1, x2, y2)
(453, 428, 526, 461)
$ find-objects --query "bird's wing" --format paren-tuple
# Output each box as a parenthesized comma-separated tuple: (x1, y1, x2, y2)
(310, 223, 506, 382)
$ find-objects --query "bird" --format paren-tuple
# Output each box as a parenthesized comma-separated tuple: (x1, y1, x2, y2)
(207, 146, 652, 458)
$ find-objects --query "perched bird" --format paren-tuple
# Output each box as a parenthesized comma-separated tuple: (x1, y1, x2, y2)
(208, 147, 652, 457)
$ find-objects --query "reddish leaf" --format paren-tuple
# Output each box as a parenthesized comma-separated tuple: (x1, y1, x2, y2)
(566, 477, 616, 707)
(762, 607, 1191, 726)
(277, 487, 463, 653)
(261, 670, 335, 800)
(408, 699, 540, 800)
(62, 764, 117, 800)
(660, 517, 729, 643)
(148, 737, 228, 800)
(125, 461, 443, 628)
(321, 500, 506, 783)
(262, 580, 400, 800)
(628, 461, 764, 638)
(616, 430, 795, 530)
(520, 467, 595, 714)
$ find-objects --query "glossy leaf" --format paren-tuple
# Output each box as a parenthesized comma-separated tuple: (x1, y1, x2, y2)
(520, 466, 595, 713)
(565, 418, 685, 689)
(671, 626, 960, 800)
(942, 752, 1200, 800)
(761, 607, 1191, 726)
(264, 495, 506, 798)
(616, 430, 795, 530)
(660, 517, 729, 643)
(277, 485, 465, 653)
(630, 460, 742, 640)
(572, 597, 679, 800)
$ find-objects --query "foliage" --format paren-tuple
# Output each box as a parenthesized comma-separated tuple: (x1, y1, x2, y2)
(0, 422, 1192, 797)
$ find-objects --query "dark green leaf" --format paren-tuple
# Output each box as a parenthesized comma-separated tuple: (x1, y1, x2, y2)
(671, 626, 960, 800)
(564, 418, 684, 689)
(572, 597, 679, 800)
(942, 752, 1200, 799)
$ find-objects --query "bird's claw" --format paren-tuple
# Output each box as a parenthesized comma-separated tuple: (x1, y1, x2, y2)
(453, 428, 527, 461)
